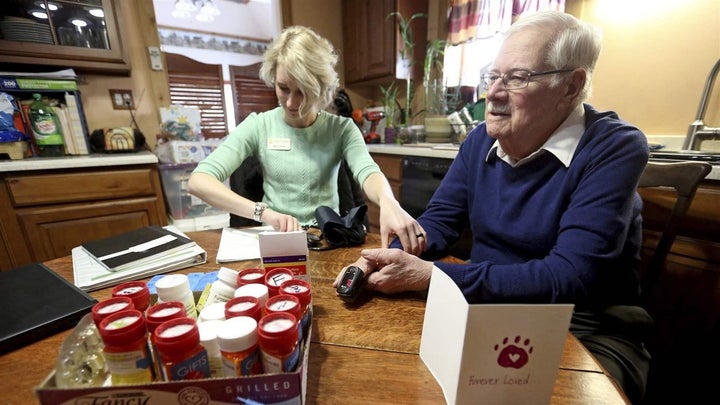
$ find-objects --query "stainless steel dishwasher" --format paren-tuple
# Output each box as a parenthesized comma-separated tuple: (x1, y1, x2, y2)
(400, 156, 472, 259)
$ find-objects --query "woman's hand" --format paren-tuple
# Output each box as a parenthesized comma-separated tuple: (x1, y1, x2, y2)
(378, 200, 427, 256)
(261, 208, 301, 232)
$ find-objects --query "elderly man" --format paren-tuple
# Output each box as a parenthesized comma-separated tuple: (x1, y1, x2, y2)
(336, 11, 651, 403)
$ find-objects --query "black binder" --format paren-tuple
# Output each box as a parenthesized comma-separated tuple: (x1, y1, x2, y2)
(0, 263, 97, 354)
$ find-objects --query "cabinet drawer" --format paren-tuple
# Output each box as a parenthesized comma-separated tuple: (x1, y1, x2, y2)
(5, 169, 160, 207)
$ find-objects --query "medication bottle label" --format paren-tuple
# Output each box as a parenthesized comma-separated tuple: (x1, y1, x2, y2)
(261, 344, 300, 374)
(221, 347, 262, 376)
(162, 350, 211, 381)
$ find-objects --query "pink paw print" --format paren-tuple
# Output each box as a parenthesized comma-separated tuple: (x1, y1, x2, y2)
(495, 336, 533, 369)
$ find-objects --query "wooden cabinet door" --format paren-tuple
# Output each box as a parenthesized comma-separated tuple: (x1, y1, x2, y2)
(15, 197, 165, 263)
(343, 0, 427, 86)
(343, 0, 396, 84)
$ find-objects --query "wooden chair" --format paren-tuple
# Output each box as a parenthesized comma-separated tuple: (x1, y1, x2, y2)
(637, 160, 712, 299)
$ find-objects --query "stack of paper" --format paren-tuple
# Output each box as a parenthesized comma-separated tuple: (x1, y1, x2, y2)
(73, 225, 207, 292)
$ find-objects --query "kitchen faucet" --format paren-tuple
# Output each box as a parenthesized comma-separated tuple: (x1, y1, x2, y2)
(683, 58, 720, 150)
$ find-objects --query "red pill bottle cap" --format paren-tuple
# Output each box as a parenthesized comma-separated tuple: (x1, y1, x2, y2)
(112, 281, 150, 312)
(225, 296, 261, 321)
(97, 309, 147, 349)
(237, 267, 265, 287)
(258, 312, 299, 353)
(264, 267, 294, 297)
(263, 294, 301, 321)
(146, 301, 187, 334)
(152, 317, 200, 359)
(92, 297, 134, 327)
(279, 279, 312, 309)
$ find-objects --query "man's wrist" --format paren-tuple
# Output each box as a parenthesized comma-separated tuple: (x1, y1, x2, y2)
(253, 202, 268, 222)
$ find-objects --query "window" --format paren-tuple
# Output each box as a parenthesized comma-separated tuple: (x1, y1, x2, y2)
(230, 63, 277, 124)
(165, 53, 227, 138)
(165, 54, 277, 139)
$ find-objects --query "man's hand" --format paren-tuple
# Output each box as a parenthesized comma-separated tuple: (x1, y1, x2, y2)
(333, 248, 433, 295)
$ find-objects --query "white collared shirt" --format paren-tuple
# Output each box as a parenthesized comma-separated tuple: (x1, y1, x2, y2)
(486, 104, 586, 167)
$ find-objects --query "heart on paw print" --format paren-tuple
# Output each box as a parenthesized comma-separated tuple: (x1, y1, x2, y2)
(494, 335, 533, 369)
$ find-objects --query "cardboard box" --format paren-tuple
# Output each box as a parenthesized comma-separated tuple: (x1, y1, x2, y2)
(35, 335, 310, 405)
(36, 285, 311, 405)
(155, 139, 223, 164)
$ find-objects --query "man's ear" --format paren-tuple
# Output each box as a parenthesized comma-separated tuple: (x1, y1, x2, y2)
(565, 68, 586, 99)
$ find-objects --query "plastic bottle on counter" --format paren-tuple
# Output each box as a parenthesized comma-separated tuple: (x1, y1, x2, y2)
(152, 317, 211, 381)
(216, 316, 263, 376)
(258, 312, 300, 373)
(28, 93, 65, 157)
(97, 309, 153, 385)
(207, 268, 240, 305)
(197, 320, 224, 378)
(278, 279, 312, 340)
(155, 274, 198, 319)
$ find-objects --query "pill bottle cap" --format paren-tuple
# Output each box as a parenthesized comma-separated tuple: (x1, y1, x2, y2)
(199, 302, 227, 323)
(263, 294, 301, 321)
(112, 281, 150, 312)
(146, 301, 187, 334)
(216, 316, 258, 353)
(152, 317, 200, 358)
(92, 297, 134, 326)
(155, 274, 191, 301)
(279, 279, 312, 309)
(217, 267, 239, 288)
(264, 267, 294, 297)
(225, 296, 261, 321)
(237, 267, 265, 287)
(234, 283, 269, 307)
(98, 309, 147, 347)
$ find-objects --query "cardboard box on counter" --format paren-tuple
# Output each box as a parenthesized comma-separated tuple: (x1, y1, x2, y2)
(155, 139, 224, 164)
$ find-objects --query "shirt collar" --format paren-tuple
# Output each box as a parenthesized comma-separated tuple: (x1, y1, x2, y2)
(486, 104, 586, 167)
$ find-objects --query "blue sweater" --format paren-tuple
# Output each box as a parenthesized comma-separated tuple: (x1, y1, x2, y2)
(406, 105, 648, 309)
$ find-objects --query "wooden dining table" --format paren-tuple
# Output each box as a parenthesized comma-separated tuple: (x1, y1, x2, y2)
(0, 229, 629, 404)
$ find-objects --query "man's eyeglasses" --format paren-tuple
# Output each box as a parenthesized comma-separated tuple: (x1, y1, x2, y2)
(480, 68, 573, 90)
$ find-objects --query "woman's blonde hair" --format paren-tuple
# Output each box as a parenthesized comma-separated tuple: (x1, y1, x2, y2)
(260, 26, 340, 116)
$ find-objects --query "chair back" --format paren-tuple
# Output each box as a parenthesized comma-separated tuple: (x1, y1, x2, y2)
(638, 160, 712, 298)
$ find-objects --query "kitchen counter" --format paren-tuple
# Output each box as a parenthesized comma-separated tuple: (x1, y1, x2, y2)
(367, 143, 458, 159)
(0, 150, 158, 172)
(368, 140, 720, 181)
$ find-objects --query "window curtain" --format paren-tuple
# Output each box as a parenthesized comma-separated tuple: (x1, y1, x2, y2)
(444, 0, 565, 88)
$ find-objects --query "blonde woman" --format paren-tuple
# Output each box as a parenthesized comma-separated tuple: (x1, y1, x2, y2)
(188, 26, 425, 253)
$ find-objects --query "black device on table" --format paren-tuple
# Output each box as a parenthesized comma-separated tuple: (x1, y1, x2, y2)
(337, 265, 366, 302)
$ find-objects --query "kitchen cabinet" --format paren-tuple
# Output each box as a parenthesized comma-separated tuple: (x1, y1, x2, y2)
(368, 153, 403, 232)
(0, 162, 168, 271)
(0, 0, 129, 74)
(342, 0, 428, 86)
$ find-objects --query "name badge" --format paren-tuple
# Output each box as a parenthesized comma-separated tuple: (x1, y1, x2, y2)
(268, 138, 291, 150)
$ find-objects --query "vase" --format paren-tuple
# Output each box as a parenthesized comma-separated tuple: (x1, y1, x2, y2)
(384, 127, 397, 144)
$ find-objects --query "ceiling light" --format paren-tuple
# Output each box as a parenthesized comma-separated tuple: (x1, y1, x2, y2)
(88, 8, 104, 18)
(31, 10, 48, 19)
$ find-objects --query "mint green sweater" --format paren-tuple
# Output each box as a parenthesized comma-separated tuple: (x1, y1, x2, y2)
(194, 107, 380, 224)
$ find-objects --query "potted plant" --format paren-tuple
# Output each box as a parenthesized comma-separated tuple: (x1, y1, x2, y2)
(424, 38, 446, 116)
(387, 11, 426, 129)
(379, 81, 399, 143)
